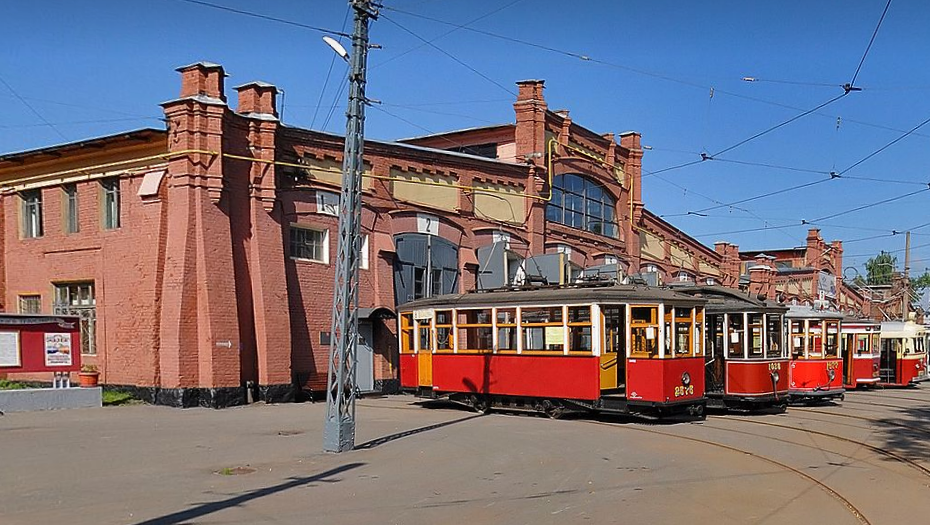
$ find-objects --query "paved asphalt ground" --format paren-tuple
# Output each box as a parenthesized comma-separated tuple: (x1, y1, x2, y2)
(4, 387, 930, 525)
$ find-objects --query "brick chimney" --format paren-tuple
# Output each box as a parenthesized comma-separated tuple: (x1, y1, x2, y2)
(513, 80, 547, 162)
(234, 81, 278, 118)
(176, 61, 227, 102)
(806, 228, 824, 270)
(748, 254, 777, 299)
(714, 241, 742, 287)
(830, 240, 843, 276)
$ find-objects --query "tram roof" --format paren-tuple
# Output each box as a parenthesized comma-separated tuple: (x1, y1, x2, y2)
(784, 305, 846, 320)
(398, 284, 707, 311)
(880, 320, 927, 336)
(669, 285, 787, 314)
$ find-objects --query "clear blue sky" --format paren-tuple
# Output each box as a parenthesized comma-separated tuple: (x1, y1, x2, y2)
(4, 0, 930, 276)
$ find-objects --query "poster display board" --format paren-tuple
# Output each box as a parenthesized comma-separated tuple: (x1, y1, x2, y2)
(0, 331, 21, 367)
(44, 333, 73, 367)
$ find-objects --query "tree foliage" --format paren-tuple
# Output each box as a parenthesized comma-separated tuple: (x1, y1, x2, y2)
(912, 271, 930, 291)
(865, 252, 896, 285)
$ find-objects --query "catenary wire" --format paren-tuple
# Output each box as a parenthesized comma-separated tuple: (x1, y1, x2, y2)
(172, 0, 351, 37)
(850, 0, 893, 87)
(0, 75, 69, 141)
(310, 6, 352, 129)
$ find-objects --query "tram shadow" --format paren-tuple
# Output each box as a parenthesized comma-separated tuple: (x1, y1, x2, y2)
(874, 404, 930, 461)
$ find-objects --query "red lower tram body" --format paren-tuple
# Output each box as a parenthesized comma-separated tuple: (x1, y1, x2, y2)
(879, 354, 926, 387)
(714, 359, 790, 410)
(844, 355, 880, 389)
(788, 359, 845, 402)
(400, 353, 706, 418)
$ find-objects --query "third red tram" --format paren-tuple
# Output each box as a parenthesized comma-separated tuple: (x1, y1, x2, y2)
(785, 306, 845, 402)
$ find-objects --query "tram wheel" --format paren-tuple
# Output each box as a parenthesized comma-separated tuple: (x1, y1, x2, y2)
(471, 395, 491, 414)
(544, 400, 565, 419)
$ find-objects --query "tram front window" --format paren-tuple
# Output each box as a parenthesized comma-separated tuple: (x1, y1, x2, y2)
(871, 333, 881, 356)
(748, 313, 763, 357)
(673, 307, 693, 357)
(824, 321, 839, 358)
(630, 306, 658, 358)
(856, 334, 870, 356)
(727, 314, 745, 359)
(790, 321, 805, 358)
(418, 318, 432, 352)
(400, 314, 414, 354)
(435, 310, 453, 352)
(766, 314, 783, 358)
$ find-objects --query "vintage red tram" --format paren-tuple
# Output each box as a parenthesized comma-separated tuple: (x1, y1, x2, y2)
(677, 286, 789, 411)
(879, 317, 927, 386)
(841, 319, 881, 389)
(398, 284, 708, 419)
(785, 306, 845, 402)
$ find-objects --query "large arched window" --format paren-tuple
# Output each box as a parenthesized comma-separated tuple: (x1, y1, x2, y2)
(546, 174, 618, 238)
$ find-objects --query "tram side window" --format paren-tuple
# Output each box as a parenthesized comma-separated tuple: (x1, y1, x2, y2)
(727, 314, 745, 358)
(630, 306, 659, 358)
(602, 306, 626, 355)
(748, 313, 764, 357)
(766, 314, 783, 358)
(694, 307, 704, 357)
(522, 307, 564, 352)
(567, 306, 593, 353)
(418, 318, 432, 353)
(871, 333, 881, 356)
(457, 309, 493, 352)
(823, 321, 839, 358)
(435, 310, 454, 352)
(673, 307, 693, 357)
(400, 314, 415, 353)
(497, 308, 518, 352)
(790, 321, 805, 358)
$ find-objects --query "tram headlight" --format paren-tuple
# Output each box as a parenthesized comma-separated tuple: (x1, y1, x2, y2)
(771, 371, 780, 384)
(827, 369, 836, 382)
(681, 372, 691, 386)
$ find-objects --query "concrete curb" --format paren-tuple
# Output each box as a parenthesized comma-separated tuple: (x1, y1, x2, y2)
(0, 387, 102, 413)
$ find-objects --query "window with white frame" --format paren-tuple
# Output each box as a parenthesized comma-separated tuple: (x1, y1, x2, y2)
(705, 277, 716, 285)
(101, 178, 121, 229)
(556, 244, 572, 255)
(643, 264, 659, 274)
(315, 191, 339, 216)
(290, 225, 329, 263)
(21, 189, 43, 238)
(604, 255, 619, 265)
(18, 294, 41, 314)
(492, 231, 511, 249)
(677, 271, 694, 282)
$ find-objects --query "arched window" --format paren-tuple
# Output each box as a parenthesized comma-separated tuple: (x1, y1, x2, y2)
(546, 174, 618, 238)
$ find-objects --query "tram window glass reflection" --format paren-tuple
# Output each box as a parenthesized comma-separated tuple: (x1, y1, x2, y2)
(748, 313, 764, 357)
(435, 310, 453, 352)
(522, 307, 564, 352)
(674, 307, 693, 357)
(823, 321, 839, 358)
(630, 306, 658, 358)
(766, 314, 783, 358)
(727, 314, 745, 358)
(496, 308, 517, 352)
(567, 306, 593, 353)
(457, 309, 493, 352)
(400, 314, 414, 353)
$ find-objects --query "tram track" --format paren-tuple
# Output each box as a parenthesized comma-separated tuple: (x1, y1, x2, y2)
(793, 406, 930, 438)
(580, 419, 871, 525)
(709, 416, 930, 482)
(842, 398, 930, 414)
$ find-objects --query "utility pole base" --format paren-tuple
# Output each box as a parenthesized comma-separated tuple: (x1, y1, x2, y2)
(323, 419, 356, 453)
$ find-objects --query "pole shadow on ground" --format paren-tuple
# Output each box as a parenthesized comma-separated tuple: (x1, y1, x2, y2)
(133, 462, 364, 525)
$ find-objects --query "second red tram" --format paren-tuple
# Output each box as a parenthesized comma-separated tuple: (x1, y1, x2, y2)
(786, 306, 845, 402)
(398, 284, 708, 419)
(840, 319, 881, 389)
(879, 317, 927, 386)
(678, 286, 789, 411)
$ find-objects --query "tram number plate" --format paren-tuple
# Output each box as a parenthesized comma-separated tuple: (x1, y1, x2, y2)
(674, 385, 695, 397)
(768, 362, 782, 371)
(826, 361, 840, 370)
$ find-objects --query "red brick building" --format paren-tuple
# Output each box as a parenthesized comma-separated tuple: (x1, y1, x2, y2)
(0, 62, 750, 406)
(739, 228, 869, 316)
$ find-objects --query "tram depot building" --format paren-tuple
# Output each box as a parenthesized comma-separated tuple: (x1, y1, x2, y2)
(0, 62, 868, 407)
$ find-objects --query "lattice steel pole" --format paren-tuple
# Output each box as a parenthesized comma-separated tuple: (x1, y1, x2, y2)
(323, 0, 377, 453)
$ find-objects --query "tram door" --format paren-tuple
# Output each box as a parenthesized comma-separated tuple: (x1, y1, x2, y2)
(880, 339, 898, 383)
(705, 314, 725, 392)
(417, 318, 433, 387)
(842, 334, 854, 384)
(600, 305, 626, 392)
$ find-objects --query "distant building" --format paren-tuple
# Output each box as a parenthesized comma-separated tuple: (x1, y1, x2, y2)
(0, 62, 774, 406)
(739, 229, 868, 316)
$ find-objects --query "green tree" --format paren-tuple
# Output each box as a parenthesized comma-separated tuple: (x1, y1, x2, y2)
(912, 271, 930, 292)
(865, 252, 897, 285)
